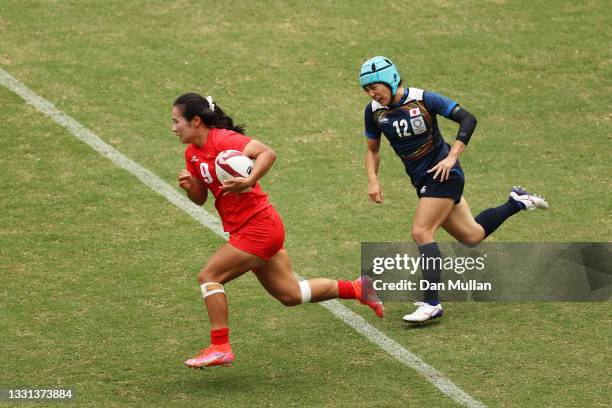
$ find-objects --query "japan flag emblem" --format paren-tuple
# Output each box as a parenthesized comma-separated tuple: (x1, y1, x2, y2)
(409, 107, 421, 117)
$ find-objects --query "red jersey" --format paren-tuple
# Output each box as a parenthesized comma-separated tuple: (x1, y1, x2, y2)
(185, 128, 271, 232)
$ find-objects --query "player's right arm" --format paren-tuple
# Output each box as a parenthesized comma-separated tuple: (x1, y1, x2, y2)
(178, 169, 208, 205)
(365, 138, 384, 203)
(364, 103, 384, 203)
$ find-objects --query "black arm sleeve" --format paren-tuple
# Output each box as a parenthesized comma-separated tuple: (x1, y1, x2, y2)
(448, 105, 477, 145)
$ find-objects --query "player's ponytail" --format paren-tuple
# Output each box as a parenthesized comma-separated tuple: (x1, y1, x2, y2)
(174, 93, 246, 134)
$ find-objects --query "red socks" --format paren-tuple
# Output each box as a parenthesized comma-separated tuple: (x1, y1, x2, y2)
(211, 327, 229, 346)
(337, 280, 357, 299)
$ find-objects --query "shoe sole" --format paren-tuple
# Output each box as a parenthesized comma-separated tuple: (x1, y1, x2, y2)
(403, 311, 444, 324)
(201, 362, 233, 369)
(186, 361, 233, 369)
(366, 302, 384, 318)
(185, 354, 235, 369)
(377, 304, 385, 319)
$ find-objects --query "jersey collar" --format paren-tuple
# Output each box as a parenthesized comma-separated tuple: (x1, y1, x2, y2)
(389, 87, 409, 108)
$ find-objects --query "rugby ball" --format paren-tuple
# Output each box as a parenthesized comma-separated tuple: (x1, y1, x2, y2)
(215, 150, 254, 183)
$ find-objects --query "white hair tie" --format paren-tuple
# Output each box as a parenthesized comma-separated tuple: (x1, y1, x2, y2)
(205, 95, 215, 112)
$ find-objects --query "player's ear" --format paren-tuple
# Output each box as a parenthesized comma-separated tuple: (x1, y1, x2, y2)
(191, 115, 202, 127)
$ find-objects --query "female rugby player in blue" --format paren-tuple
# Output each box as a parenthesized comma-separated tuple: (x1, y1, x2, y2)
(359, 56, 548, 323)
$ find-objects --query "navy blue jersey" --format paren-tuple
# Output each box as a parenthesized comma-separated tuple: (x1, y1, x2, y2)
(364, 87, 460, 187)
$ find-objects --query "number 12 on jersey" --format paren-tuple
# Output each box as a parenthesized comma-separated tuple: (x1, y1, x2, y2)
(393, 119, 410, 137)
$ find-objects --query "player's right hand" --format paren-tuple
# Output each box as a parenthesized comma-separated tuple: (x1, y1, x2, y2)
(178, 169, 193, 191)
(368, 179, 384, 203)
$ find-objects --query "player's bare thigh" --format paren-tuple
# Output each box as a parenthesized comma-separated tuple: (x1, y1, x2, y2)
(412, 197, 455, 244)
(441, 197, 485, 244)
(253, 250, 339, 305)
(252, 249, 302, 306)
(199, 243, 266, 284)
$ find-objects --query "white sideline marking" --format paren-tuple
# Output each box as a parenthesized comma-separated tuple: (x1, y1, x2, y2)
(1, 67, 486, 408)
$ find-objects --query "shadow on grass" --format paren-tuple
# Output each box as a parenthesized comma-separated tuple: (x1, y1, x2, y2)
(402, 320, 443, 330)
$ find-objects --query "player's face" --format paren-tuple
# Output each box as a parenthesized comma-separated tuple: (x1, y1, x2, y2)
(172, 106, 197, 144)
(364, 83, 392, 106)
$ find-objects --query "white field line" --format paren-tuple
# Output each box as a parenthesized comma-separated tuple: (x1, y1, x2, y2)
(1, 67, 486, 408)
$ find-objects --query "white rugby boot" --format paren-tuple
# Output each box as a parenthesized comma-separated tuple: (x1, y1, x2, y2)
(509, 186, 549, 211)
(402, 302, 443, 323)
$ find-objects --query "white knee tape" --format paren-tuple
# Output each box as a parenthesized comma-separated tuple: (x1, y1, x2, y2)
(200, 282, 225, 299)
(299, 280, 311, 304)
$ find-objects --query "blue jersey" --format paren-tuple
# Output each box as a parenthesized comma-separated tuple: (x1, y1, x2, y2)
(364, 87, 460, 187)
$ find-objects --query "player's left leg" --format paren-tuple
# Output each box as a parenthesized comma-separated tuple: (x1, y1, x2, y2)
(443, 186, 549, 244)
(253, 249, 384, 318)
(403, 197, 455, 323)
(441, 197, 486, 244)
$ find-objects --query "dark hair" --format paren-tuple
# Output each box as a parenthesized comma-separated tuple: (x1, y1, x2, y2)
(173, 92, 245, 134)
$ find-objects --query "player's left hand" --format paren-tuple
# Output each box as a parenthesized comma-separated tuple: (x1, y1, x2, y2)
(221, 177, 254, 193)
(427, 156, 457, 181)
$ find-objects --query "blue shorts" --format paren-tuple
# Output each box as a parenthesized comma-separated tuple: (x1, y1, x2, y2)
(415, 167, 465, 204)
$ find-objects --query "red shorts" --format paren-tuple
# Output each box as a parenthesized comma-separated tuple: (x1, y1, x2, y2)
(228, 206, 285, 261)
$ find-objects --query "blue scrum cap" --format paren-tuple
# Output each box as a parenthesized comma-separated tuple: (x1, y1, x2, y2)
(359, 56, 401, 96)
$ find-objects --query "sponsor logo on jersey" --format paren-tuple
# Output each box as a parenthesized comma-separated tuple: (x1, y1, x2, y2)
(190, 155, 199, 163)
(410, 117, 427, 135)
(409, 107, 421, 117)
(379, 117, 389, 124)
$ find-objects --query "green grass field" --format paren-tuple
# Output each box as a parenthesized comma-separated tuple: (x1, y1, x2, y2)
(1, 1, 611, 407)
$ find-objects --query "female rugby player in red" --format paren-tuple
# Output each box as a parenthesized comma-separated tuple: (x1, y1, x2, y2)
(172, 93, 383, 368)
